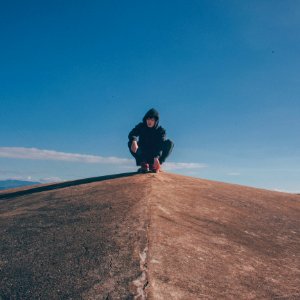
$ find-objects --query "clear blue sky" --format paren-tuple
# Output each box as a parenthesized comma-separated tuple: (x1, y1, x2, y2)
(1, 0, 299, 192)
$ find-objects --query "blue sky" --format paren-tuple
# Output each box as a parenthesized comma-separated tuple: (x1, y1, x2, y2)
(1, 0, 299, 192)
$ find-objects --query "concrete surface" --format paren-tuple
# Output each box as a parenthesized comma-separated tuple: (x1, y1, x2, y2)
(0, 172, 299, 299)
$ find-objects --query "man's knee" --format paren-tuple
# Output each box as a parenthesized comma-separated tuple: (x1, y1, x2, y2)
(163, 139, 174, 151)
(159, 139, 174, 164)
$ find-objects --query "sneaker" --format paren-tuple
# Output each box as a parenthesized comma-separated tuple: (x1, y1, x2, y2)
(151, 160, 161, 173)
(138, 162, 149, 173)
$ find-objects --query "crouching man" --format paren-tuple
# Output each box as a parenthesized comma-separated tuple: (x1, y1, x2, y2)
(128, 108, 174, 173)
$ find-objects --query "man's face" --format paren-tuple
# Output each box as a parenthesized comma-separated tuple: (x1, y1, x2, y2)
(146, 117, 156, 128)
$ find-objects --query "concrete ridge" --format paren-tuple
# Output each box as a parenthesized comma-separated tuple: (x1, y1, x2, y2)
(0, 172, 299, 299)
(130, 174, 154, 299)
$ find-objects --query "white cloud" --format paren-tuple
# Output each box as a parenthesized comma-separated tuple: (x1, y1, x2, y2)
(0, 147, 207, 171)
(164, 162, 207, 170)
(272, 188, 300, 194)
(39, 177, 64, 183)
(0, 147, 131, 164)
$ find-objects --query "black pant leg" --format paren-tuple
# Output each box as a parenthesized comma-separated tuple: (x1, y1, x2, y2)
(128, 141, 146, 166)
(159, 139, 174, 164)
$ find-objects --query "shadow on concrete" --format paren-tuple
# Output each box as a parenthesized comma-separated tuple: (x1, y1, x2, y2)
(0, 172, 139, 201)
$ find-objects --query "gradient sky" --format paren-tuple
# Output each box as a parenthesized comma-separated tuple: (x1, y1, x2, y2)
(1, 0, 299, 192)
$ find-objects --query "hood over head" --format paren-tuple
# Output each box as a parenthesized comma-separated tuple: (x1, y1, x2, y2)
(143, 108, 160, 128)
(143, 108, 159, 121)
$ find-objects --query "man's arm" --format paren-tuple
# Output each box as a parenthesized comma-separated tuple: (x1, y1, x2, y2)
(128, 123, 143, 153)
(128, 123, 142, 142)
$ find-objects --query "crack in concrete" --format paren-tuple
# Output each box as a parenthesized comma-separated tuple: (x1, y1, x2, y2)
(130, 174, 154, 299)
(131, 246, 149, 300)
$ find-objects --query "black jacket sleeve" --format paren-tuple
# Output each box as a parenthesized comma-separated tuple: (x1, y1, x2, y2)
(128, 123, 143, 142)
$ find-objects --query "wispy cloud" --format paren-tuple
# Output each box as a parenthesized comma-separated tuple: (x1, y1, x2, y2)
(0, 147, 207, 170)
(0, 147, 131, 164)
(39, 177, 64, 183)
(272, 188, 300, 194)
(164, 162, 207, 170)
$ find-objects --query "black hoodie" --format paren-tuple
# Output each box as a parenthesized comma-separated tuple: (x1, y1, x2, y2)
(128, 108, 166, 157)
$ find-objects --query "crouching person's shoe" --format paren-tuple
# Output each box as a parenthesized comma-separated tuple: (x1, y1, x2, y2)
(138, 162, 149, 173)
(151, 158, 161, 173)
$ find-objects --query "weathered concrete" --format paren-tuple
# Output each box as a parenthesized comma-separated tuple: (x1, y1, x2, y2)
(146, 173, 300, 299)
(0, 173, 149, 299)
(0, 172, 299, 299)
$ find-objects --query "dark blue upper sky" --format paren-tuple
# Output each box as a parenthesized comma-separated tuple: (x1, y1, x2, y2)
(1, 0, 299, 191)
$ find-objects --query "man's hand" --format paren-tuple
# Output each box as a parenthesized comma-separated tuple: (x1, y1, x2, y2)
(153, 157, 160, 170)
(131, 141, 138, 153)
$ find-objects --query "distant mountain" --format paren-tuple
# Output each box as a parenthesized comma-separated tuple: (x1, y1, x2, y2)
(0, 180, 40, 191)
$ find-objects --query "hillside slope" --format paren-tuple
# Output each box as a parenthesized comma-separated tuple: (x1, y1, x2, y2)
(0, 172, 299, 299)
